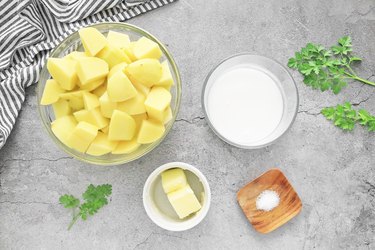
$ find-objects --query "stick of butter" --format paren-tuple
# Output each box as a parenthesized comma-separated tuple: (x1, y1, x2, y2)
(161, 168, 187, 193)
(167, 185, 202, 219)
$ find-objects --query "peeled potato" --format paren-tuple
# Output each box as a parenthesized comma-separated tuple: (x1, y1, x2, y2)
(107, 71, 137, 102)
(51, 116, 77, 144)
(112, 138, 140, 154)
(79, 27, 107, 56)
(47, 58, 78, 90)
(108, 110, 136, 141)
(137, 119, 165, 144)
(144, 87, 172, 121)
(65, 121, 98, 153)
(86, 132, 118, 156)
(40, 79, 65, 105)
(125, 59, 162, 88)
(76, 57, 108, 85)
(117, 92, 146, 115)
(133, 37, 162, 60)
(43, 27, 175, 156)
(52, 99, 71, 119)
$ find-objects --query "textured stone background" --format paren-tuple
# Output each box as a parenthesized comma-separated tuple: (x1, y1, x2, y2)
(0, 0, 374, 249)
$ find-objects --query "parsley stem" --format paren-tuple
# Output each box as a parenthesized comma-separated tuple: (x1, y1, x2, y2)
(68, 214, 80, 230)
(352, 76, 375, 86)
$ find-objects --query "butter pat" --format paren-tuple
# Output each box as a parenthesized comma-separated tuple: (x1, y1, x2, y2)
(161, 168, 187, 193)
(167, 185, 202, 219)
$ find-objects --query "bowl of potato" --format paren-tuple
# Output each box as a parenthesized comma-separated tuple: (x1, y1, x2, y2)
(37, 22, 181, 165)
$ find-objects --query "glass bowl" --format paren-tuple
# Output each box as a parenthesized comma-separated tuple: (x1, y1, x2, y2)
(202, 54, 298, 149)
(37, 22, 181, 166)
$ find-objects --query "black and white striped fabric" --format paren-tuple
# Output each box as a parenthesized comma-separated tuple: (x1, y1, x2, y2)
(0, 0, 176, 149)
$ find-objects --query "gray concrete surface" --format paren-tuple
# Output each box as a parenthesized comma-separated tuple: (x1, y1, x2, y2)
(1, 0, 375, 249)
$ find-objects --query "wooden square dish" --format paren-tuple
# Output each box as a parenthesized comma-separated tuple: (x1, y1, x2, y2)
(237, 168, 302, 234)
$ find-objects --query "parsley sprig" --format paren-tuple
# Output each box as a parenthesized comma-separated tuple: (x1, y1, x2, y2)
(321, 102, 375, 131)
(59, 184, 112, 230)
(288, 36, 375, 94)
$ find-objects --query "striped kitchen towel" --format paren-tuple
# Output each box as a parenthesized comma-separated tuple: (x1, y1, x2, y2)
(0, 0, 176, 149)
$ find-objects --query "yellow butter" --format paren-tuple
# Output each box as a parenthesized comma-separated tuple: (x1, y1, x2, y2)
(161, 168, 187, 193)
(167, 185, 202, 219)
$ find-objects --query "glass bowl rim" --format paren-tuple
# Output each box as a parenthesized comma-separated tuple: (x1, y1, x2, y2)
(201, 53, 299, 149)
(37, 22, 182, 166)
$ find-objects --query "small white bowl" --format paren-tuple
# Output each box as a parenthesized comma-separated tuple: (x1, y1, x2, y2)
(143, 162, 211, 231)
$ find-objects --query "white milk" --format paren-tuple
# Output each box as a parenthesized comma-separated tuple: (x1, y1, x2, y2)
(207, 65, 284, 146)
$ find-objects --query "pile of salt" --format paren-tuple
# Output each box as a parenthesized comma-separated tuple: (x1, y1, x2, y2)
(256, 190, 280, 212)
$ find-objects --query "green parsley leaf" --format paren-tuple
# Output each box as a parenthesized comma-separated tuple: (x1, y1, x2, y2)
(322, 102, 375, 132)
(59, 184, 112, 230)
(288, 36, 375, 94)
(59, 195, 80, 209)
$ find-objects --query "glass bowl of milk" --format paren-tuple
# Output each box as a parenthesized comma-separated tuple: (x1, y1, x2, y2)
(202, 54, 298, 149)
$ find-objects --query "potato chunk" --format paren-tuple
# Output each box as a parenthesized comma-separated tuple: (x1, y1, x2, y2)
(65, 121, 98, 153)
(79, 27, 107, 56)
(107, 71, 137, 102)
(99, 92, 117, 118)
(133, 37, 162, 60)
(117, 92, 146, 115)
(82, 92, 100, 110)
(125, 59, 162, 88)
(73, 108, 109, 129)
(86, 132, 118, 156)
(106, 31, 130, 49)
(108, 110, 136, 141)
(163, 106, 173, 125)
(47, 58, 78, 90)
(40, 79, 65, 105)
(155, 61, 174, 88)
(144, 87, 171, 121)
(108, 62, 127, 79)
(137, 119, 165, 144)
(76, 57, 108, 85)
(112, 138, 140, 154)
(51, 116, 77, 144)
(60, 90, 85, 111)
(52, 99, 71, 119)
(97, 45, 131, 68)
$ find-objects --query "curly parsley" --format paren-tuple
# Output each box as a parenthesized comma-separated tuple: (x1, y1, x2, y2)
(59, 184, 112, 230)
(321, 102, 375, 131)
(288, 36, 375, 94)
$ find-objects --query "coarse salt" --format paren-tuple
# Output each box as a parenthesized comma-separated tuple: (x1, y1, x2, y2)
(256, 190, 280, 212)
